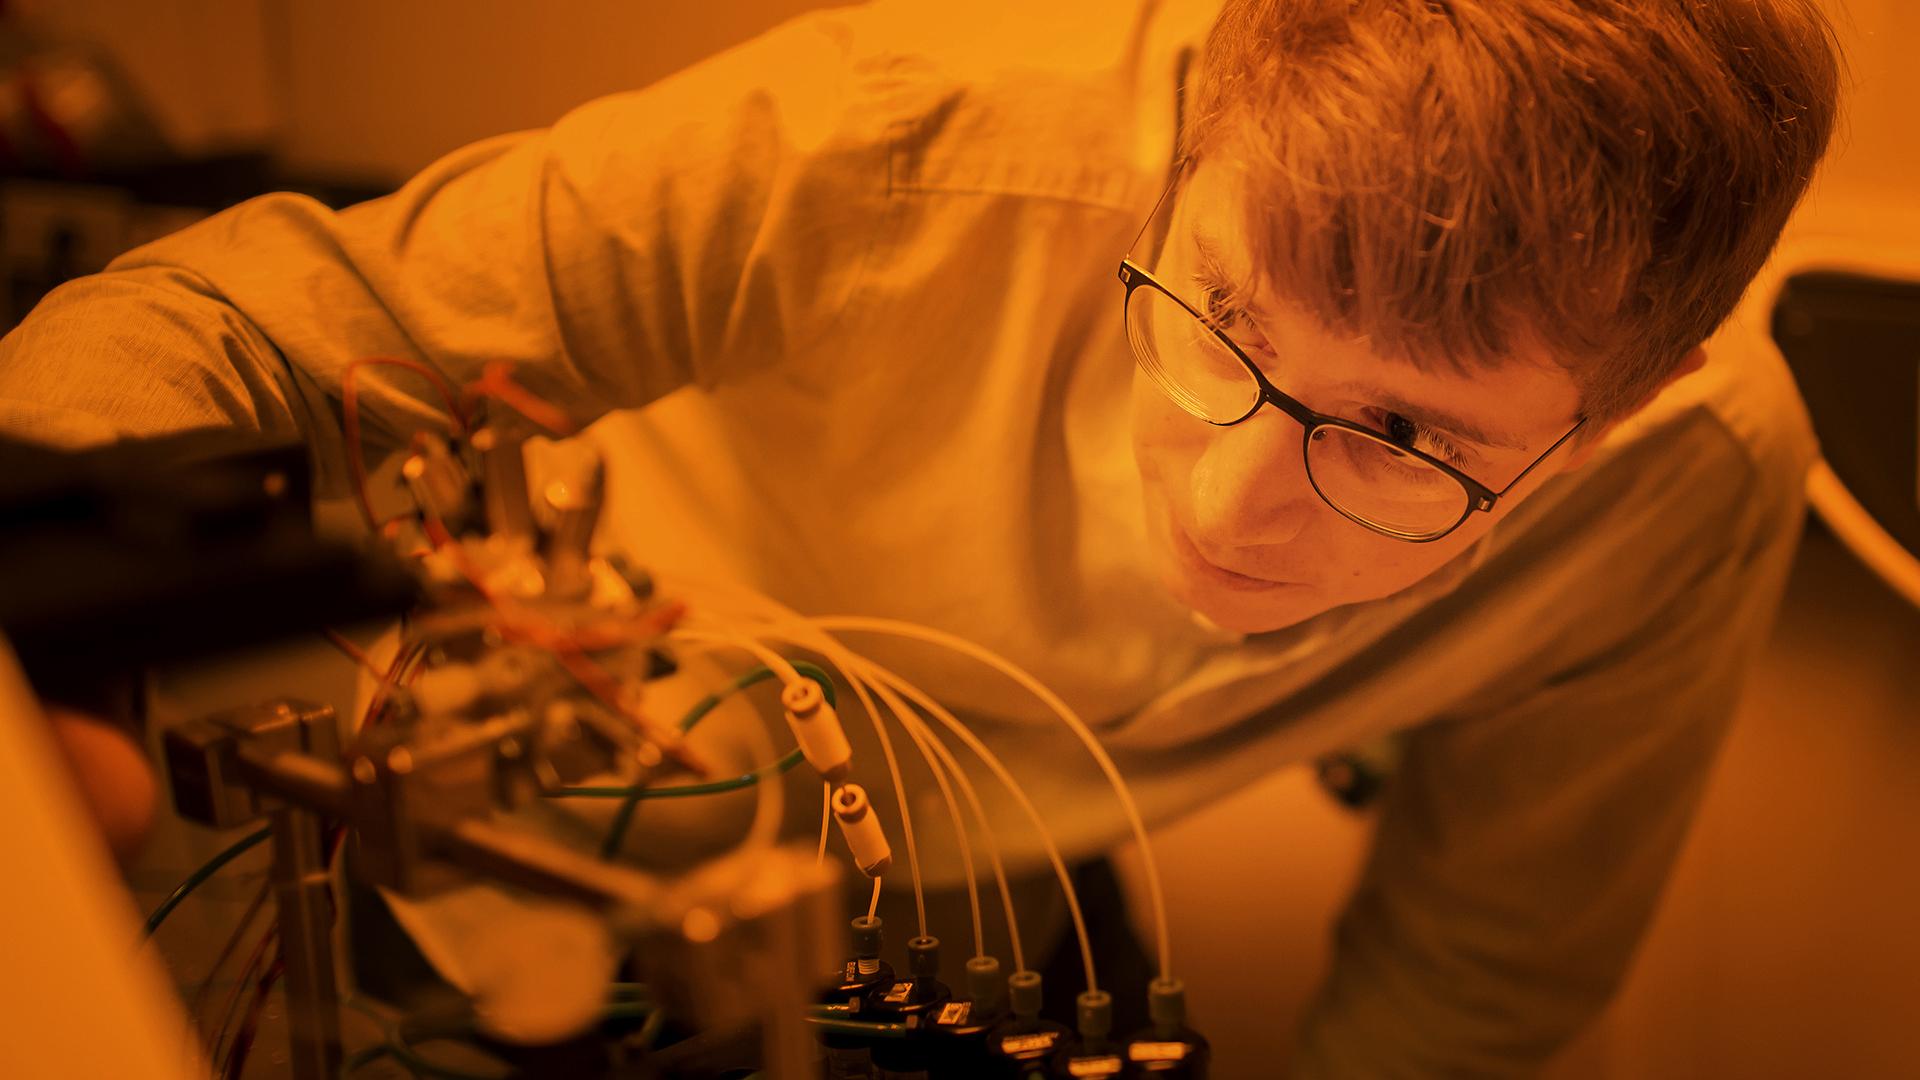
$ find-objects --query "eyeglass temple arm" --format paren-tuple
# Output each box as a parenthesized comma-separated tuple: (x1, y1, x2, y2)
(1123, 164, 1189, 262)
(1491, 416, 1591, 499)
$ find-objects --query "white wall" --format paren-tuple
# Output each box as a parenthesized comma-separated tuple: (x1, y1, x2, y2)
(269, 0, 834, 180)
(17, 0, 832, 180)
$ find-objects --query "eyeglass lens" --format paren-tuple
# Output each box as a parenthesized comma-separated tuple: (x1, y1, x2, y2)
(1125, 283, 1469, 538)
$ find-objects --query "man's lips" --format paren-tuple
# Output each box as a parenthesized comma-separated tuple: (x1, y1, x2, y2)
(1167, 522, 1290, 592)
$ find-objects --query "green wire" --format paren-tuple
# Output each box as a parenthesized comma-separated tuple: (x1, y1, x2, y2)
(803, 1016, 910, 1039)
(585, 660, 836, 860)
(143, 824, 272, 937)
(551, 749, 804, 800)
(633, 1007, 667, 1050)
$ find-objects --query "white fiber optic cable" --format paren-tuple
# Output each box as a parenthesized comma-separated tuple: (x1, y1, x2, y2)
(854, 657, 1094, 991)
(671, 617, 931, 937)
(847, 656, 1025, 974)
(868, 876, 883, 921)
(816, 781, 832, 868)
(796, 642, 974, 955)
(669, 627, 802, 685)
(734, 678, 786, 859)
(817, 616, 1171, 984)
(734, 619, 1026, 972)
(866, 674, 985, 962)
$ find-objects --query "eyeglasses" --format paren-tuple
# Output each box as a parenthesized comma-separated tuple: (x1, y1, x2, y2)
(1116, 172, 1587, 543)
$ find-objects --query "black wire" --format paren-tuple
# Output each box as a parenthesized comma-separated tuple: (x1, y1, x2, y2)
(144, 825, 272, 937)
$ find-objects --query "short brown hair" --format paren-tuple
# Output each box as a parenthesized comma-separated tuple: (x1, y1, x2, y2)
(1190, 0, 1841, 423)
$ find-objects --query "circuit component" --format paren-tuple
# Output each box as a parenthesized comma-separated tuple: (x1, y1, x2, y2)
(832, 783, 892, 877)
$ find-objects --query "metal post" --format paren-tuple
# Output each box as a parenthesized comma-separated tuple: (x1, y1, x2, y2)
(761, 970, 816, 1080)
(268, 807, 341, 1080)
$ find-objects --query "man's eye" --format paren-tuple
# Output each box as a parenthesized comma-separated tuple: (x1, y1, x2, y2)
(1385, 413, 1419, 446)
(1378, 410, 1469, 469)
(1194, 281, 1272, 354)
(1198, 284, 1242, 330)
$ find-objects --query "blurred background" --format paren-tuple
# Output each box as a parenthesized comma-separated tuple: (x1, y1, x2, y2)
(4, 0, 1913, 1076)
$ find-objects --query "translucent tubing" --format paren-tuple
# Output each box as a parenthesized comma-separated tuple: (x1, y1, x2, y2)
(863, 675, 984, 962)
(731, 616, 1020, 972)
(658, 577, 1030, 976)
(817, 615, 1171, 985)
(854, 655, 1088, 990)
(732, 699, 786, 859)
(670, 627, 801, 686)
(866, 675, 1023, 972)
(816, 781, 832, 867)
(672, 621, 931, 938)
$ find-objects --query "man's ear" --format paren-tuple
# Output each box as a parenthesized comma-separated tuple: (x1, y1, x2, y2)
(1561, 346, 1709, 470)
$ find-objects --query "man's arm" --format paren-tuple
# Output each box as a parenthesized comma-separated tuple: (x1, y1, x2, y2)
(1289, 454, 1806, 1077)
(0, 9, 886, 461)
(0, 8, 891, 854)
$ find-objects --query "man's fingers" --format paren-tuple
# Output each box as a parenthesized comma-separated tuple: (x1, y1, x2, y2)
(45, 707, 157, 863)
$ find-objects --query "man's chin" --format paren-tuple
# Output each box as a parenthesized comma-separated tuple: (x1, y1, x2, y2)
(1162, 570, 1326, 635)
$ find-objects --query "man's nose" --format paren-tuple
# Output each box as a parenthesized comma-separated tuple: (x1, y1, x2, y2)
(1187, 408, 1318, 547)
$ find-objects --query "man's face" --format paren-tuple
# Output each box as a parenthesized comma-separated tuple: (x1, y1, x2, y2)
(1129, 159, 1588, 634)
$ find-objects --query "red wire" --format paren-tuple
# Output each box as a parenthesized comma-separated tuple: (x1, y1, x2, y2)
(222, 951, 285, 1080)
(320, 628, 402, 688)
(462, 360, 577, 436)
(433, 540, 705, 775)
(208, 926, 277, 1068)
(188, 880, 271, 1039)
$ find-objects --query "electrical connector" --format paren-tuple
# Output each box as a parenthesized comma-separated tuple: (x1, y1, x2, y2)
(832, 783, 892, 877)
(782, 676, 851, 781)
(1050, 989, 1122, 1077)
(925, 955, 1005, 1079)
(1120, 977, 1210, 1077)
(987, 970, 1068, 1074)
(820, 915, 892, 1008)
(818, 914, 896, 1078)
(869, 935, 951, 1079)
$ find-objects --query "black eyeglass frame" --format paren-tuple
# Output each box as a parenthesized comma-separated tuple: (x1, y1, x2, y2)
(1116, 172, 1589, 543)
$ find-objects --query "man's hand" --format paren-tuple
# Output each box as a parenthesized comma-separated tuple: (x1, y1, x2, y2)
(44, 705, 157, 862)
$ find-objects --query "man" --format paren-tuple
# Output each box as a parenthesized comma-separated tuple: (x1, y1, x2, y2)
(0, 0, 1838, 1073)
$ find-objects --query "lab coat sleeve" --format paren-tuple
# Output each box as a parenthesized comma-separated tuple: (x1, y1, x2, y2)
(1288, 473, 1806, 1077)
(0, 10, 887, 475)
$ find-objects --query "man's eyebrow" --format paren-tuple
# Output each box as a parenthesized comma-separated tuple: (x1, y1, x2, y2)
(1190, 230, 1269, 313)
(1193, 227, 1532, 454)
(1337, 384, 1529, 451)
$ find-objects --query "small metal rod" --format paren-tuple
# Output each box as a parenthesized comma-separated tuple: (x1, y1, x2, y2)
(234, 748, 662, 912)
(761, 912, 817, 1080)
(237, 747, 351, 816)
(268, 807, 342, 1080)
(802, 1016, 910, 1039)
(471, 423, 535, 543)
(436, 816, 660, 911)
